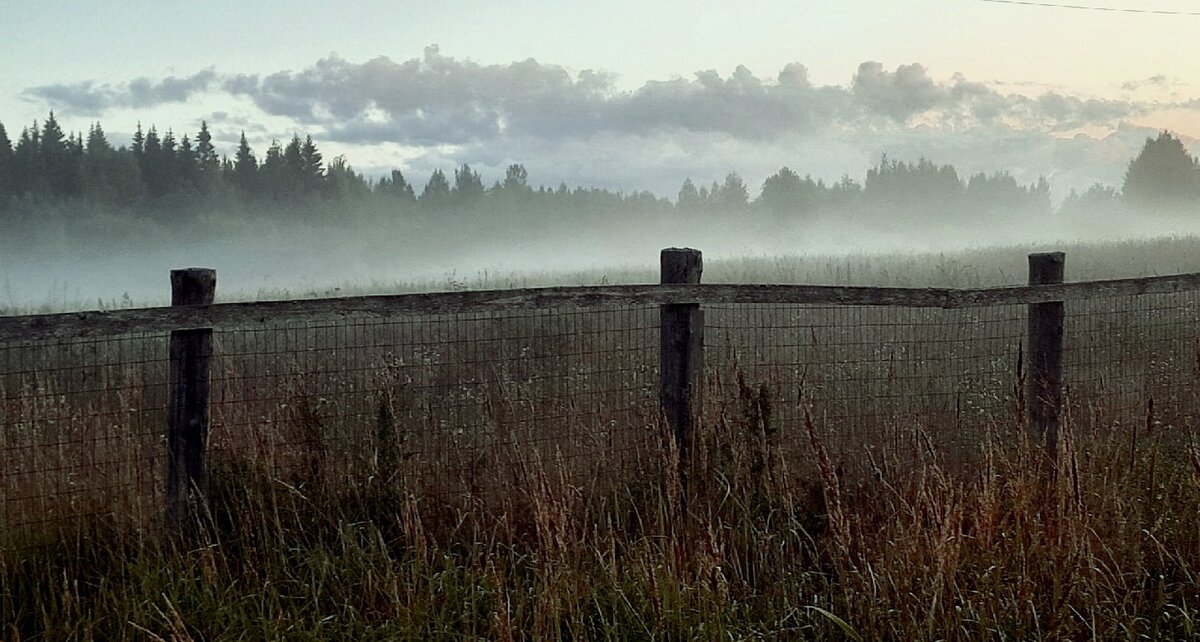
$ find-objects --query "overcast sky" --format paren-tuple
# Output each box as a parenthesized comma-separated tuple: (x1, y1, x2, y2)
(4, 0, 1200, 199)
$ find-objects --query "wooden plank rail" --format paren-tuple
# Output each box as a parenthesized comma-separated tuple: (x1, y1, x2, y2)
(4, 271, 1200, 343)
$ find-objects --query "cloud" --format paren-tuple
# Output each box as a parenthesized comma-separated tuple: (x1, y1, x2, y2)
(15, 49, 1200, 201)
(22, 49, 1183, 145)
(852, 62, 948, 120)
(1120, 74, 1187, 92)
(23, 70, 217, 115)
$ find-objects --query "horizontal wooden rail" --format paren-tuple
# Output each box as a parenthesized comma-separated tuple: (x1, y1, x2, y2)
(4, 271, 1200, 343)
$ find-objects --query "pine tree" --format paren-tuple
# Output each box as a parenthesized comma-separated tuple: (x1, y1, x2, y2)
(1122, 131, 1200, 208)
(40, 112, 74, 197)
(502, 164, 529, 192)
(323, 155, 370, 200)
(758, 167, 802, 214)
(420, 168, 451, 209)
(195, 120, 220, 191)
(83, 123, 115, 202)
(283, 134, 305, 196)
(177, 134, 198, 193)
(12, 123, 45, 197)
(161, 129, 180, 193)
(0, 121, 12, 201)
(300, 135, 323, 194)
(676, 178, 700, 210)
(376, 169, 415, 201)
(232, 132, 257, 197)
(142, 126, 165, 196)
(719, 172, 749, 211)
(131, 122, 145, 165)
(260, 139, 285, 200)
(452, 164, 484, 205)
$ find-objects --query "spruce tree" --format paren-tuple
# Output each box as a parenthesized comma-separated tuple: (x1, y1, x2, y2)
(260, 139, 285, 200)
(131, 123, 145, 165)
(300, 135, 323, 194)
(676, 178, 700, 210)
(376, 169, 415, 201)
(0, 121, 11, 201)
(195, 121, 220, 191)
(1122, 131, 1200, 208)
(12, 124, 45, 197)
(420, 168, 451, 209)
(177, 134, 198, 193)
(232, 132, 257, 197)
(40, 112, 72, 197)
(283, 134, 305, 196)
(83, 123, 115, 202)
(452, 164, 484, 204)
(142, 126, 164, 196)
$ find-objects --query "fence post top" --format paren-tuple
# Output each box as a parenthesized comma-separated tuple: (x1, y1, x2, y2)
(1028, 251, 1065, 263)
(1027, 252, 1065, 285)
(170, 268, 217, 306)
(660, 248, 703, 285)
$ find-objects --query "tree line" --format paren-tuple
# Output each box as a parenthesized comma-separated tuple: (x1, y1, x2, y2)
(0, 112, 1195, 219)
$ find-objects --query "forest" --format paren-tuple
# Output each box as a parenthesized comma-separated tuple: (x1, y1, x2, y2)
(2, 111, 1197, 223)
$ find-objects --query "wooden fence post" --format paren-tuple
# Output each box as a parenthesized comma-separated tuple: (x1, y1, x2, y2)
(167, 268, 216, 523)
(660, 248, 704, 469)
(1027, 252, 1064, 469)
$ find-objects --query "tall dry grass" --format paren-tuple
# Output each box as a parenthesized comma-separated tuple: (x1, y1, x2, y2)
(4, 238, 1200, 638)
(3, 370, 1199, 640)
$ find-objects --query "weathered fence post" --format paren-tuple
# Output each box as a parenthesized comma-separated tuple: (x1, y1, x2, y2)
(1027, 252, 1064, 469)
(167, 268, 216, 523)
(660, 248, 704, 472)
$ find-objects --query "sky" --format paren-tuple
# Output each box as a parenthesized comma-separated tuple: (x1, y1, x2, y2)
(4, 0, 1200, 199)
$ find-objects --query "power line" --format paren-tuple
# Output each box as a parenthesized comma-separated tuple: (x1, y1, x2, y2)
(979, 0, 1200, 15)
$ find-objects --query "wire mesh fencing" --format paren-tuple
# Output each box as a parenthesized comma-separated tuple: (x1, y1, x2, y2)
(4, 272, 1200, 537)
(1, 304, 664, 534)
(208, 305, 663, 501)
(704, 303, 1027, 479)
(0, 333, 169, 532)
(1065, 289, 1200, 439)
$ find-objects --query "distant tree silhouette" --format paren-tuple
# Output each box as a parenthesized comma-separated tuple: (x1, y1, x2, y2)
(965, 171, 1051, 215)
(718, 172, 749, 211)
(232, 132, 257, 197)
(676, 178, 701, 210)
(1122, 131, 1200, 208)
(177, 133, 199, 193)
(502, 163, 529, 193)
(323, 155, 370, 200)
(41, 112, 79, 197)
(757, 166, 827, 215)
(259, 139, 286, 201)
(375, 169, 416, 202)
(864, 155, 963, 209)
(141, 127, 168, 197)
(300, 135, 324, 194)
(0, 121, 12, 202)
(421, 168, 451, 209)
(452, 164, 484, 205)
(11, 124, 44, 197)
(195, 121, 220, 180)
(1060, 183, 1120, 217)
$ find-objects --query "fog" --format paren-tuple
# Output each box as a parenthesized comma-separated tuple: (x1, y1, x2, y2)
(5, 196, 1200, 313)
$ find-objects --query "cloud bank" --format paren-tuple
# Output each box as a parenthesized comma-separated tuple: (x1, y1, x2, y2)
(18, 47, 1199, 198)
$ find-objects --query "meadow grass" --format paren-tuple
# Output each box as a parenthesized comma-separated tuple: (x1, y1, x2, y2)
(9, 233, 1200, 315)
(3, 388, 1198, 640)
(4, 236, 1200, 639)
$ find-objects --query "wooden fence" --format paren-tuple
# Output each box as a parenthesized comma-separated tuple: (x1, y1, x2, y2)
(2, 247, 1199, 526)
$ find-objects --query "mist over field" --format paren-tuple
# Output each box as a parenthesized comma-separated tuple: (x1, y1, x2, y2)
(5, 39, 1200, 311)
(4, 185, 1200, 312)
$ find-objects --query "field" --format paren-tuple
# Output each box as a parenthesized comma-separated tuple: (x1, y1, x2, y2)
(3, 236, 1200, 640)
